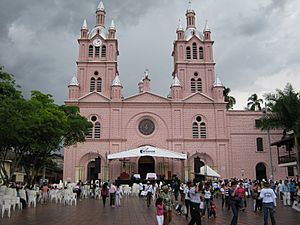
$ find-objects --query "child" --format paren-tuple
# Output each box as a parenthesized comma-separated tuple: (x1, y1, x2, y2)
(155, 197, 164, 225)
(115, 185, 122, 207)
(200, 196, 205, 218)
(210, 197, 216, 218)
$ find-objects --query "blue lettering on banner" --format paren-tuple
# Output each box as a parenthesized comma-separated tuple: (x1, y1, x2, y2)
(139, 147, 155, 154)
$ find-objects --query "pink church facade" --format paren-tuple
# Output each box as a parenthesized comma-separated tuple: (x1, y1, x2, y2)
(64, 2, 287, 182)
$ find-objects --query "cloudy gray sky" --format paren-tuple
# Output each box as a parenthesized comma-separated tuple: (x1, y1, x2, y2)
(0, 0, 299, 109)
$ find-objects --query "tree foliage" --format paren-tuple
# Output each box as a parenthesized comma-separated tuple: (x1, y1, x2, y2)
(0, 68, 91, 185)
(247, 93, 264, 111)
(257, 83, 300, 134)
(223, 87, 236, 110)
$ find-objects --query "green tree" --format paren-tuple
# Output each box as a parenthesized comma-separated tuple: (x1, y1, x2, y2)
(257, 83, 300, 176)
(247, 93, 264, 111)
(223, 87, 236, 110)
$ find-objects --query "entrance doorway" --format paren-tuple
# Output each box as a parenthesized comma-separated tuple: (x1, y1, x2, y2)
(138, 156, 155, 179)
(87, 161, 97, 181)
(194, 157, 205, 182)
(256, 163, 267, 181)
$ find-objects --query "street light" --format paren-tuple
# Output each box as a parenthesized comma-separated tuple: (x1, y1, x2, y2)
(265, 104, 274, 180)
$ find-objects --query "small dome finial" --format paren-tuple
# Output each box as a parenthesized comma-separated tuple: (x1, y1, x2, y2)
(177, 19, 183, 30)
(69, 76, 79, 86)
(97, 1, 105, 11)
(187, 0, 193, 12)
(110, 19, 115, 29)
(214, 74, 223, 87)
(172, 74, 181, 87)
(82, 19, 88, 30)
(204, 20, 211, 32)
(112, 72, 122, 87)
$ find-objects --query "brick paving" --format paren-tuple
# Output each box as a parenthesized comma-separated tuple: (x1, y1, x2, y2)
(1, 197, 299, 225)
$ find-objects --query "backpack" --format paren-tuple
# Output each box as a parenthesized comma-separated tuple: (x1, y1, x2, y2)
(101, 188, 108, 196)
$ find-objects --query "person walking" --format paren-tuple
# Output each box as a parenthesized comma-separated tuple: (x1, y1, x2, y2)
(229, 181, 240, 225)
(260, 181, 277, 225)
(145, 181, 153, 207)
(109, 182, 117, 207)
(184, 181, 192, 219)
(115, 184, 122, 207)
(155, 197, 164, 225)
(160, 185, 173, 225)
(101, 182, 109, 207)
(282, 180, 290, 206)
(203, 185, 211, 218)
(188, 182, 202, 225)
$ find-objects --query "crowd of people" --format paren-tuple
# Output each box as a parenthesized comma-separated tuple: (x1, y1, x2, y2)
(1, 176, 300, 224)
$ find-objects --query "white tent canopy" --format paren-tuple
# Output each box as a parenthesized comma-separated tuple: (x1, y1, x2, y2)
(199, 165, 221, 178)
(107, 145, 187, 160)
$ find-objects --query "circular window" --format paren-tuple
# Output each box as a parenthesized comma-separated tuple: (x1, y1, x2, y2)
(138, 119, 155, 135)
(194, 72, 198, 76)
(94, 71, 99, 76)
(91, 116, 97, 122)
(196, 116, 202, 122)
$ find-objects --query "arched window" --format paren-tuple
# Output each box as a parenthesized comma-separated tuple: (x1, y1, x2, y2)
(90, 77, 95, 92)
(199, 47, 204, 60)
(86, 126, 93, 139)
(101, 45, 106, 57)
(192, 122, 199, 138)
(186, 47, 191, 59)
(191, 78, 196, 93)
(197, 78, 202, 92)
(192, 43, 197, 59)
(96, 78, 102, 92)
(200, 122, 206, 138)
(88, 45, 93, 57)
(95, 46, 100, 57)
(256, 137, 263, 151)
(94, 122, 101, 138)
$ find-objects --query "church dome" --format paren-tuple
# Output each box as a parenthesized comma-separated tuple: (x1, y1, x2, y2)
(184, 27, 203, 41)
(88, 26, 108, 39)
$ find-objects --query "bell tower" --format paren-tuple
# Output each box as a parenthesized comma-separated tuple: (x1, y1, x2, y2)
(69, 1, 120, 100)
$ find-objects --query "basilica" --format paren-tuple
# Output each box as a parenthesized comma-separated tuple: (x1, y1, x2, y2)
(63, 1, 288, 182)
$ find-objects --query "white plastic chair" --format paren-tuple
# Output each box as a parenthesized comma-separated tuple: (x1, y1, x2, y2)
(27, 190, 37, 208)
(1, 196, 11, 218)
(49, 190, 58, 203)
(69, 193, 77, 206)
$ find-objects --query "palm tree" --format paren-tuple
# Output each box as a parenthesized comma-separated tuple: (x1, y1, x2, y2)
(247, 93, 264, 111)
(223, 87, 236, 110)
(257, 83, 300, 176)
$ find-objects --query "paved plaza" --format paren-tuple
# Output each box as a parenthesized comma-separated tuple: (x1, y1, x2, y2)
(1, 197, 299, 225)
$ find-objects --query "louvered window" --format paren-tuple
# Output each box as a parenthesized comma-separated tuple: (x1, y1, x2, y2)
(86, 127, 93, 139)
(96, 78, 102, 92)
(197, 78, 202, 92)
(191, 78, 196, 93)
(95, 46, 100, 57)
(101, 45, 106, 57)
(192, 43, 197, 59)
(186, 47, 191, 59)
(90, 77, 95, 92)
(256, 137, 263, 151)
(88, 45, 93, 57)
(94, 122, 101, 138)
(200, 122, 206, 138)
(199, 47, 204, 60)
(192, 122, 199, 138)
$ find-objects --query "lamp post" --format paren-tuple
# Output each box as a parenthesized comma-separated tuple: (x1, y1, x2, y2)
(265, 104, 274, 180)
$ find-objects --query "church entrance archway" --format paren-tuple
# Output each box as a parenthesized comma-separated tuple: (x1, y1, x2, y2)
(138, 156, 155, 179)
(87, 161, 97, 181)
(194, 156, 205, 182)
(256, 163, 267, 181)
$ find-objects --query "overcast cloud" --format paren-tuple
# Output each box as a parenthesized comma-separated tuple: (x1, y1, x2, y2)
(0, 0, 299, 109)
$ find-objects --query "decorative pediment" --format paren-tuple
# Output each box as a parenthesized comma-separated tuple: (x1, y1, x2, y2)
(78, 91, 111, 103)
(123, 91, 170, 103)
(183, 92, 215, 103)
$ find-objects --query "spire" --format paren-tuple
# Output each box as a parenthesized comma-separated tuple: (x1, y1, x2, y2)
(187, 0, 194, 12)
(82, 19, 88, 30)
(177, 19, 183, 31)
(112, 73, 122, 86)
(69, 76, 79, 86)
(214, 75, 223, 87)
(172, 75, 181, 87)
(203, 20, 210, 32)
(97, 1, 105, 11)
(110, 19, 115, 29)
